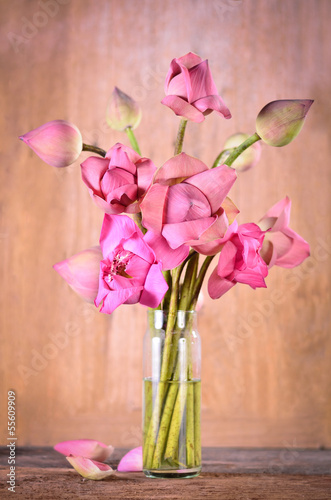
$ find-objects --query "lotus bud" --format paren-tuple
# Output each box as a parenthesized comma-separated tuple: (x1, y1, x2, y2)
(222, 133, 261, 171)
(53, 246, 102, 303)
(106, 87, 142, 131)
(19, 120, 83, 168)
(256, 99, 313, 147)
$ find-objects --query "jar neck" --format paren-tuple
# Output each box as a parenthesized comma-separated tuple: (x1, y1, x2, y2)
(147, 309, 197, 331)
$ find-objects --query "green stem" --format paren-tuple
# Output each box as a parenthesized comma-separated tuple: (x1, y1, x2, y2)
(189, 255, 215, 309)
(224, 133, 261, 168)
(82, 143, 106, 157)
(125, 126, 141, 155)
(133, 213, 146, 234)
(174, 119, 188, 155)
(211, 148, 233, 169)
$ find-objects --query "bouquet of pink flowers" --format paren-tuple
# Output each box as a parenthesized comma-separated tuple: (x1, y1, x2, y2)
(20, 52, 312, 478)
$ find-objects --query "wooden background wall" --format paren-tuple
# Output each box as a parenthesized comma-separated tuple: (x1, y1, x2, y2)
(1, 0, 330, 450)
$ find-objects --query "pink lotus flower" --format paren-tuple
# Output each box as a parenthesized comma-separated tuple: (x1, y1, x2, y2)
(208, 223, 268, 299)
(95, 214, 168, 314)
(81, 143, 156, 215)
(54, 439, 114, 462)
(161, 52, 231, 123)
(66, 456, 114, 480)
(258, 197, 310, 268)
(19, 120, 82, 168)
(140, 153, 237, 263)
(117, 446, 143, 472)
(53, 246, 102, 303)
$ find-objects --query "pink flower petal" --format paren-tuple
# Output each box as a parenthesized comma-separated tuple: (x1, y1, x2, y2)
(96, 286, 143, 315)
(140, 184, 168, 233)
(270, 229, 310, 268)
(186, 164, 237, 214)
(162, 217, 216, 249)
(144, 231, 189, 270)
(54, 439, 114, 462)
(136, 158, 157, 197)
(193, 95, 232, 119)
(161, 95, 205, 122)
(100, 214, 141, 256)
(66, 456, 114, 480)
(81, 157, 110, 199)
(107, 144, 137, 174)
(117, 446, 143, 472)
(216, 240, 237, 278)
(155, 153, 207, 185)
(139, 262, 169, 308)
(208, 268, 236, 300)
(188, 60, 218, 99)
(166, 183, 211, 223)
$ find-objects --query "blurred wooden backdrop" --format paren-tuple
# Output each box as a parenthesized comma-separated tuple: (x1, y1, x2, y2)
(1, 0, 330, 449)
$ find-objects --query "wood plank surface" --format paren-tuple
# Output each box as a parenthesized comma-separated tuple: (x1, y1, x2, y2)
(0, 447, 331, 500)
(0, 0, 331, 449)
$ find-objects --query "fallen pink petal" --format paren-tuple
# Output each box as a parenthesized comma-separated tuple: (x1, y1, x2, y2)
(117, 446, 143, 472)
(54, 439, 114, 462)
(66, 455, 114, 480)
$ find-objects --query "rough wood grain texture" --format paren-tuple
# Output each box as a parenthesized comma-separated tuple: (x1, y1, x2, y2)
(1, 448, 331, 499)
(0, 0, 330, 448)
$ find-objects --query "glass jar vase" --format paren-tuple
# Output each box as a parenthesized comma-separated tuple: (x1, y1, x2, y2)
(143, 310, 201, 478)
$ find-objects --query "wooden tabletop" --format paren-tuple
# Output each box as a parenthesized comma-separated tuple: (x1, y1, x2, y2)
(0, 447, 330, 499)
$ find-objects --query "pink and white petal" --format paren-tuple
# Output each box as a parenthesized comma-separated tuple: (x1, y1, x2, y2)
(140, 184, 168, 233)
(166, 183, 211, 223)
(144, 231, 189, 270)
(81, 157, 110, 198)
(161, 95, 205, 123)
(208, 268, 236, 300)
(267, 231, 293, 261)
(273, 229, 310, 268)
(66, 456, 114, 480)
(100, 214, 140, 255)
(221, 197, 240, 225)
(260, 197, 291, 232)
(186, 164, 237, 214)
(140, 262, 169, 308)
(136, 158, 157, 197)
(162, 217, 216, 249)
(117, 446, 143, 472)
(188, 210, 228, 245)
(54, 439, 114, 462)
(155, 153, 207, 185)
(193, 95, 232, 119)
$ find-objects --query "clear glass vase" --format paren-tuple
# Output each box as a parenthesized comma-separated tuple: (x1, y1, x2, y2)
(143, 310, 201, 479)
